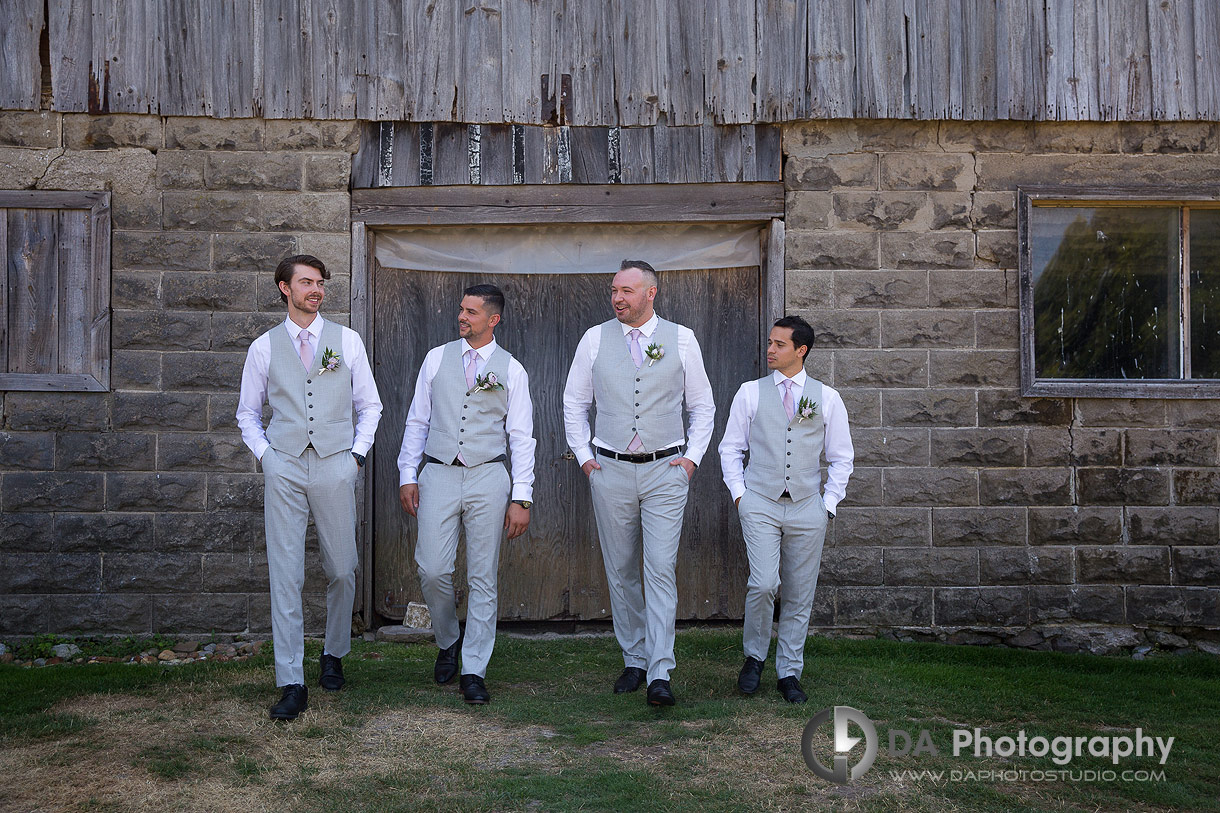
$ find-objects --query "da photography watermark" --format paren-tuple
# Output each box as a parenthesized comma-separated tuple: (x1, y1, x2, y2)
(801, 706, 1172, 785)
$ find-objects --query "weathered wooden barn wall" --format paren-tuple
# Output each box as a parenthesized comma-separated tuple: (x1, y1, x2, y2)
(2, 0, 1220, 123)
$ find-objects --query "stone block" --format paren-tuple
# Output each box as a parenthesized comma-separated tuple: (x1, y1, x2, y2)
(202, 552, 270, 592)
(1050, 626, 1143, 656)
(55, 432, 155, 471)
(833, 508, 930, 547)
(213, 233, 300, 272)
(163, 272, 257, 311)
(785, 154, 877, 190)
(0, 513, 55, 552)
(1028, 122, 1123, 153)
(838, 466, 883, 506)
(0, 594, 153, 636)
(3, 473, 104, 512)
(1126, 429, 1217, 466)
(106, 472, 206, 512)
(884, 548, 978, 585)
(298, 233, 353, 276)
(802, 350, 834, 386)
(971, 192, 1017, 228)
(0, 553, 100, 593)
(0, 147, 59, 189)
(798, 309, 879, 347)
(1173, 548, 1220, 585)
(211, 312, 283, 352)
(1025, 429, 1121, 467)
(783, 121, 860, 157)
(0, 432, 54, 470)
(930, 428, 1024, 466)
(4, 393, 110, 431)
(835, 350, 928, 388)
(929, 350, 1019, 387)
(860, 121, 939, 151)
(1029, 586, 1125, 623)
(932, 507, 1026, 547)
(165, 117, 265, 150)
(63, 114, 161, 150)
(852, 428, 929, 466)
(111, 350, 161, 390)
(55, 513, 156, 553)
(841, 388, 881, 427)
(786, 230, 878, 269)
(832, 192, 927, 231)
(159, 433, 252, 473)
(375, 625, 432, 644)
(1077, 546, 1170, 584)
(881, 389, 976, 426)
(1127, 586, 1220, 625)
(112, 230, 211, 271)
(162, 191, 349, 232)
(1078, 468, 1169, 505)
(930, 269, 1017, 308)
(835, 270, 928, 309)
(934, 587, 1028, 625)
(1127, 506, 1217, 546)
(977, 391, 1071, 426)
(1174, 469, 1220, 505)
(978, 153, 1220, 191)
(208, 393, 245, 432)
(0, 111, 59, 148)
(819, 548, 883, 586)
(265, 120, 361, 151)
(884, 468, 978, 506)
(979, 548, 1072, 584)
(156, 151, 206, 188)
(113, 310, 211, 351)
(1028, 507, 1121, 546)
(1076, 399, 1167, 428)
(153, 593, 249, 633)
(785, 191, 832, 229)
(207, 473, 264, 511)
(103, 553, 203, 592)
(205, 152, 303, 190)
(161, 351, 246, 392)
(305, 153, 351, 190)
(785, 270, 834, 309)
(1119, 122, 1216, 153)
(980, 468, 1072, 505)
(881, 232, 975, 269)
(929, 193, 972, 230)
(111, 189, 161, 229)
(35, 148, 156, 194)
(975, 230, 1018, 268)
(881, 153, 975, 191)
(937, 121, 1034, 152)
(837, 587, 933, 626)
(156, 511, 263, 553)
(113, 391, 209, 431)
(1168, 400, 1220, 428)
(113, 270, 162, 309)
(880, 310, 974, 348)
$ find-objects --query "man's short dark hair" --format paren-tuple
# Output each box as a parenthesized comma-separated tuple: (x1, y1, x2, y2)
(463, 283, 505, 316)
(774, 315, 815, 361)
(274, 254, 329, 303)
(619, 259, 659, 288)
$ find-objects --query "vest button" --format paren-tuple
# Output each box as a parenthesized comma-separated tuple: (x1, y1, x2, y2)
(458, 441, 463, 445)
(786, 451, 791, 455)
(461, 416, 467, 420)
(463, 404, 468, 409)
(308, 404, 313, 408)
(787, 439, 792, 444)
(306, 379, 312, 384)
(635, 390, 639, 394)
(460, 428, 465, 432)
(309, 430, 314, 435)
(635, 415, 640, 419)
(636, 378, 641, 382)
(785, 476, 790, 480)
(309, 417, 314, 421)
(635, 402, 640, 407)
(307, 392, 312, 396)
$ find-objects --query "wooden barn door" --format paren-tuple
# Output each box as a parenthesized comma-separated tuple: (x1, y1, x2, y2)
(371, 263, 760, 623)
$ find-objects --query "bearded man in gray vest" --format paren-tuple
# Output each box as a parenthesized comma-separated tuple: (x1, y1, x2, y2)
(563, 260, 716, 707)
(718, 315, 853, 704)
(398, 284, 535, 705)
(237, 254, 383, 721)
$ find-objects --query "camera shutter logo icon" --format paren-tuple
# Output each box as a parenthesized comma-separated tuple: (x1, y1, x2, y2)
(801, 706, 879, 784)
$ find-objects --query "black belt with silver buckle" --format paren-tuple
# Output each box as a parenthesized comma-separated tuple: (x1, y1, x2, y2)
(594, 446, 682, 464)
(425, 454, 507, 467)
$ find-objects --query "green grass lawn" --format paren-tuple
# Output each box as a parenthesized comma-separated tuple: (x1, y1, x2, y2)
(1, 629, 1216, 812)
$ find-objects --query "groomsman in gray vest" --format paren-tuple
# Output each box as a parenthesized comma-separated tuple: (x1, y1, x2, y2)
(718, 315, 853, 704)
(563, 260, 716, 706)
(237, 254, 383, 720)
(398, 284, 535, 705)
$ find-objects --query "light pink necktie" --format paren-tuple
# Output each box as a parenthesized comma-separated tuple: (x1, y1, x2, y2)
(628, 328, 644, 369)
(298, 332, 313, 371)
(782, 379, 796, 421)
(464, 349, 478, 389)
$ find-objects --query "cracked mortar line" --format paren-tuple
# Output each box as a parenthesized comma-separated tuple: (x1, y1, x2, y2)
(32, 147, 65, 187)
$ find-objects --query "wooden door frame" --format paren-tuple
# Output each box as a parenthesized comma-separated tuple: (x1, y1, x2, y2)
(349, 182, 784, 628)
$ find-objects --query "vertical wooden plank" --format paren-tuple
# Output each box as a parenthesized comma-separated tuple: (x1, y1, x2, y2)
(854, 0, 908, 118)
(0, 0, 44, 110)
(457, 0, 504, 122)
(569, 126, 610, 184)
(618, 126, 655, 184)
(666, 0, 705, 125)
(159, 0, 211, 115)
(1045, 1, 1076, 119)
(754, 124, 782, 181)
(261, 0, 308, 117)
(94, 0, 159, 113)
(706, 0, 757, 123)
(57, 209, 90, 375)
(755, 0, 808, 122)
(558, 0, 615, 125)
(1071, 0, 1102, 120)
(47, 0, 91, 112)
(960, 0, 997, 119)
(351, 122, 379, 188)
(7, 209, 59, 374)
(365, 0, 404, 120)
(665, 125, 703, 183)
(1147, 0, 1197, 120)
(995, 0, 1046, 119)
(389, 122, 422, 186)
(765, 218, 785, 353)
(651, 122, 672, 182)
(807, 0, 855, 118)
(739, 123, 758, 181)
(710, 124, 743, 182)
(350, 221, 371, 626)
(611, 0, 664, 126)
(1194, 0, 1220, 119)
(309, 0, 358, 119)
(432, 122, 470, 185)
(480, 124, 515, 185)
(405, 0, 459, 121)
(911, 0, 955, 119)
(0, 212, 7, 371)
(208, 0, 257, 118)
(90, 197, 110, 388)
(500, 0, 546, 123)
(1096, 0, 1153, 120)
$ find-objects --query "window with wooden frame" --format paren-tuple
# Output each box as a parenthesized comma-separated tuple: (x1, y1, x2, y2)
(1019, 188, 1220, 398)
(1, 191, 111, 392)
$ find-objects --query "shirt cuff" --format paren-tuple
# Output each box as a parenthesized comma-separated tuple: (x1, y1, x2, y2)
(729, 484, 746, 502)
(352, 441, 372, 457)
(254, 440, 270, 461)
(824, 495, 841, 515)
(573, 446, 594, 467)
(683, 448, 704, 466)
(511, 484, 533, 502)
(399, 470, 418, 487)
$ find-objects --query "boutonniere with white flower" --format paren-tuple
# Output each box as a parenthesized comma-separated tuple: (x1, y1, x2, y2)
(317, 347, 342, 375)
(796, 397, 818, 423)
(468, 371, 504, 395)
(644, 342, 664, 366)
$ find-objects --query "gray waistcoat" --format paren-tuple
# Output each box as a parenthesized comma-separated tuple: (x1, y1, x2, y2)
(744, 376, 825, 501)
(423, 340, 512, 465)
(265, 320, 354, 458)
(591, 318, 684, 451)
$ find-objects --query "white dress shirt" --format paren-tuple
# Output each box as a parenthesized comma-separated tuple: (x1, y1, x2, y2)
(396, 337, 536, 502)
(236, 315, 383, 461)
(563, 312, 716, 467)
(717, 369, 854, 513)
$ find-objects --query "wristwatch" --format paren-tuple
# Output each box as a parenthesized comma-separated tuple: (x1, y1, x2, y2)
(512, 500, 532, 510)
(352, 452, 366, 467)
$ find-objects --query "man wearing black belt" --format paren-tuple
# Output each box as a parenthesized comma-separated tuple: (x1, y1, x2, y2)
(562, 260, 715, 706)
(398, 284, 536, 704)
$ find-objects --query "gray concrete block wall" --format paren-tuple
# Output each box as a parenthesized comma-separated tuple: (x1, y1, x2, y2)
(784, 120, 1220, 653)
(0, 112, 359, 638)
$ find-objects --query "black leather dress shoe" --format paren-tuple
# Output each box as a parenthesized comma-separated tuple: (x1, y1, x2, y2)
(319, 653, 344, 692)
(646, 679, 675, 706)
(269, 684, 308, 720)
(460, 674, 490, 704)
(737, 657, 764, 695)
(777, 676, 808, 704)
(434, 636, 461, 684)
(613, 667, 647, 694)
